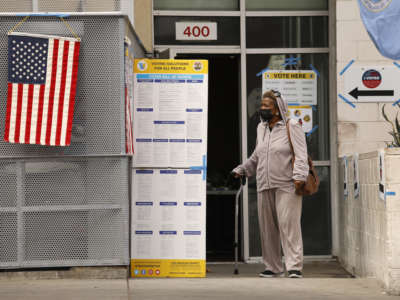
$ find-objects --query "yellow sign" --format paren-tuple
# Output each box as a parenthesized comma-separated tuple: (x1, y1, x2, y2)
(264, 72, 315, 80)
(134, 59, 208, 74)
(131, 259, 206, 278)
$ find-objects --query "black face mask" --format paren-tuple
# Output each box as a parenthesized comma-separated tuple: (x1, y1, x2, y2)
(259, 109, 274, 122)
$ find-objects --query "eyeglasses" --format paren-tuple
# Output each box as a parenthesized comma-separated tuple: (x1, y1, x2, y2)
(271, 89, 281, 98)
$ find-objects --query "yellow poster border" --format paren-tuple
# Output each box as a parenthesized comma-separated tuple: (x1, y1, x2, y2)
(134, 59, 208, 74)
(131, 259, 206, 278)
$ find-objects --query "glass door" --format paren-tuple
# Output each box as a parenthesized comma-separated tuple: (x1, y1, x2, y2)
(246, 53, 331, 256)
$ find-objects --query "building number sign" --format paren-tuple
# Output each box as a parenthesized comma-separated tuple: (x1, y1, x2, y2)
(176, 22, 217, 40)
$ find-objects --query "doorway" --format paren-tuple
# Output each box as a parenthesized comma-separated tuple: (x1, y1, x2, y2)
(177, 53, 241, 261)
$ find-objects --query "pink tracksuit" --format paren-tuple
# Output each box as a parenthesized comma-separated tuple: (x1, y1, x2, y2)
(233, 95, 309, 273)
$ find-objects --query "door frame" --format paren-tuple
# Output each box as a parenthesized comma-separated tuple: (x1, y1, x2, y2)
(155, 44, 336, 262)
(155, 46, 247, 260)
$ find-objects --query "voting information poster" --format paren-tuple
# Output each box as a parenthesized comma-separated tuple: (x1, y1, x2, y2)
(131, 169, 206, 277)
(131, 59, 208, 278)
(133, 59, 208, 168)
(262, 70, 317, 105)
(287, 105, 313, 133)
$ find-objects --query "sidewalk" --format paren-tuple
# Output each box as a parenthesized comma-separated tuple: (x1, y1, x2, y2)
(0, 262, 394, 300)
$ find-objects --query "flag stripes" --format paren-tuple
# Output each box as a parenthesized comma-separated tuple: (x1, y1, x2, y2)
(4, 33, 80, 146)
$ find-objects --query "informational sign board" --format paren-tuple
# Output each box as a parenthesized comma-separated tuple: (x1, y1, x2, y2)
(262, 70, 317, 105)
(287, 106, 313, 133)
(343, 156, 349, 198)
(132, 59, 208, 278)
(176, 22, 217, 40)
(378, 150, 386, 201)
(131, 169, 206, 278)
(344, 66, 399, 103)
(353, 153, 360, 198)
(133, 59, 208, 168)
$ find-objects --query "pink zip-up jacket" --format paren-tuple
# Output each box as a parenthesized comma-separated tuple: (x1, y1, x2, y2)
(233, 95, 309, 192)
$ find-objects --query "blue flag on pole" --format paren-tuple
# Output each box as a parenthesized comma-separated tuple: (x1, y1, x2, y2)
(358, 0, 400, 60)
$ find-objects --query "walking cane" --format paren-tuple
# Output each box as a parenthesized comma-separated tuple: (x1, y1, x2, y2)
(234, 175, 246, 275)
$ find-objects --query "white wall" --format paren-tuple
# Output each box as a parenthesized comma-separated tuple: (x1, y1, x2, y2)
(338, 149, 400, 295)
(336, 0, 397, 157)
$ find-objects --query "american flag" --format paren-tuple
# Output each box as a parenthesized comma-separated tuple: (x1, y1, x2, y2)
(5, 32, 80, 146)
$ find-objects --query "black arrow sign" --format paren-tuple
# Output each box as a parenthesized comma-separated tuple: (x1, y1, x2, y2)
(349, 87, 394, 100)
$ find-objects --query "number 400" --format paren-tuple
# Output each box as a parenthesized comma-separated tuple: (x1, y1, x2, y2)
(183, 25, 210, 38)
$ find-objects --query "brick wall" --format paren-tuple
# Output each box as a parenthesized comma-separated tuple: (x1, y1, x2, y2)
(336, 0, 397, 156)
(338, 149, 400, 295)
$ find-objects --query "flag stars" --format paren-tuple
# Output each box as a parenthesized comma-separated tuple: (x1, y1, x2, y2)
(9, 37, 48, 83)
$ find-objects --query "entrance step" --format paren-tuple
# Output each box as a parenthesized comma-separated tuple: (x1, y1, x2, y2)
(206, 261, 353, 278)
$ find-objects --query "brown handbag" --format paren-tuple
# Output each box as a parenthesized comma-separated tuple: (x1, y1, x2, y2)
(286, 120, 320, 196)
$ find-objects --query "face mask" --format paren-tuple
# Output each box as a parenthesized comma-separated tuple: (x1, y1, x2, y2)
(259, 109, 273, 122)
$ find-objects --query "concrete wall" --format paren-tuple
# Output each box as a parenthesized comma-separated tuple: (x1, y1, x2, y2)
(338, 149, 400, 295)
(336, 0, 396, 156)
(134, 0, 153, 52)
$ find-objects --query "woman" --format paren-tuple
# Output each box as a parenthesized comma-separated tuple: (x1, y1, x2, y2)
(232, 90, 309, 278)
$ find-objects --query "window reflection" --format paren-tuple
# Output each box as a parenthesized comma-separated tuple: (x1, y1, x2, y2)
(246, 0, 328, 11)
(246, 54, 329, 162)
(246, 17, 329, 48)
(154, 0, 239, 11)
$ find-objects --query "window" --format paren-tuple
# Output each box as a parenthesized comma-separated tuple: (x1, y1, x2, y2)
(154, 16, 240, 45)
(246, 0, 328, 11)
(154, 0, 239, 11)
(246, 17, 329, 48)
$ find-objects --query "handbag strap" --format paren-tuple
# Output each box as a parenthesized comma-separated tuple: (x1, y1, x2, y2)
(286, 119, 295, 168)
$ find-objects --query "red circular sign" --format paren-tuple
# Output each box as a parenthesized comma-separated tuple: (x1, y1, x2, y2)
(362, 69, 382, 88)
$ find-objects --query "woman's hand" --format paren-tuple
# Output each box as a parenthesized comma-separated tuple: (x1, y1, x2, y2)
(294, 180, 305, 190)
(232, 172, 241, 178)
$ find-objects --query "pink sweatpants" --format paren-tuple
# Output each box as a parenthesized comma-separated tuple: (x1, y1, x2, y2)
(257, 188, 303, 273)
